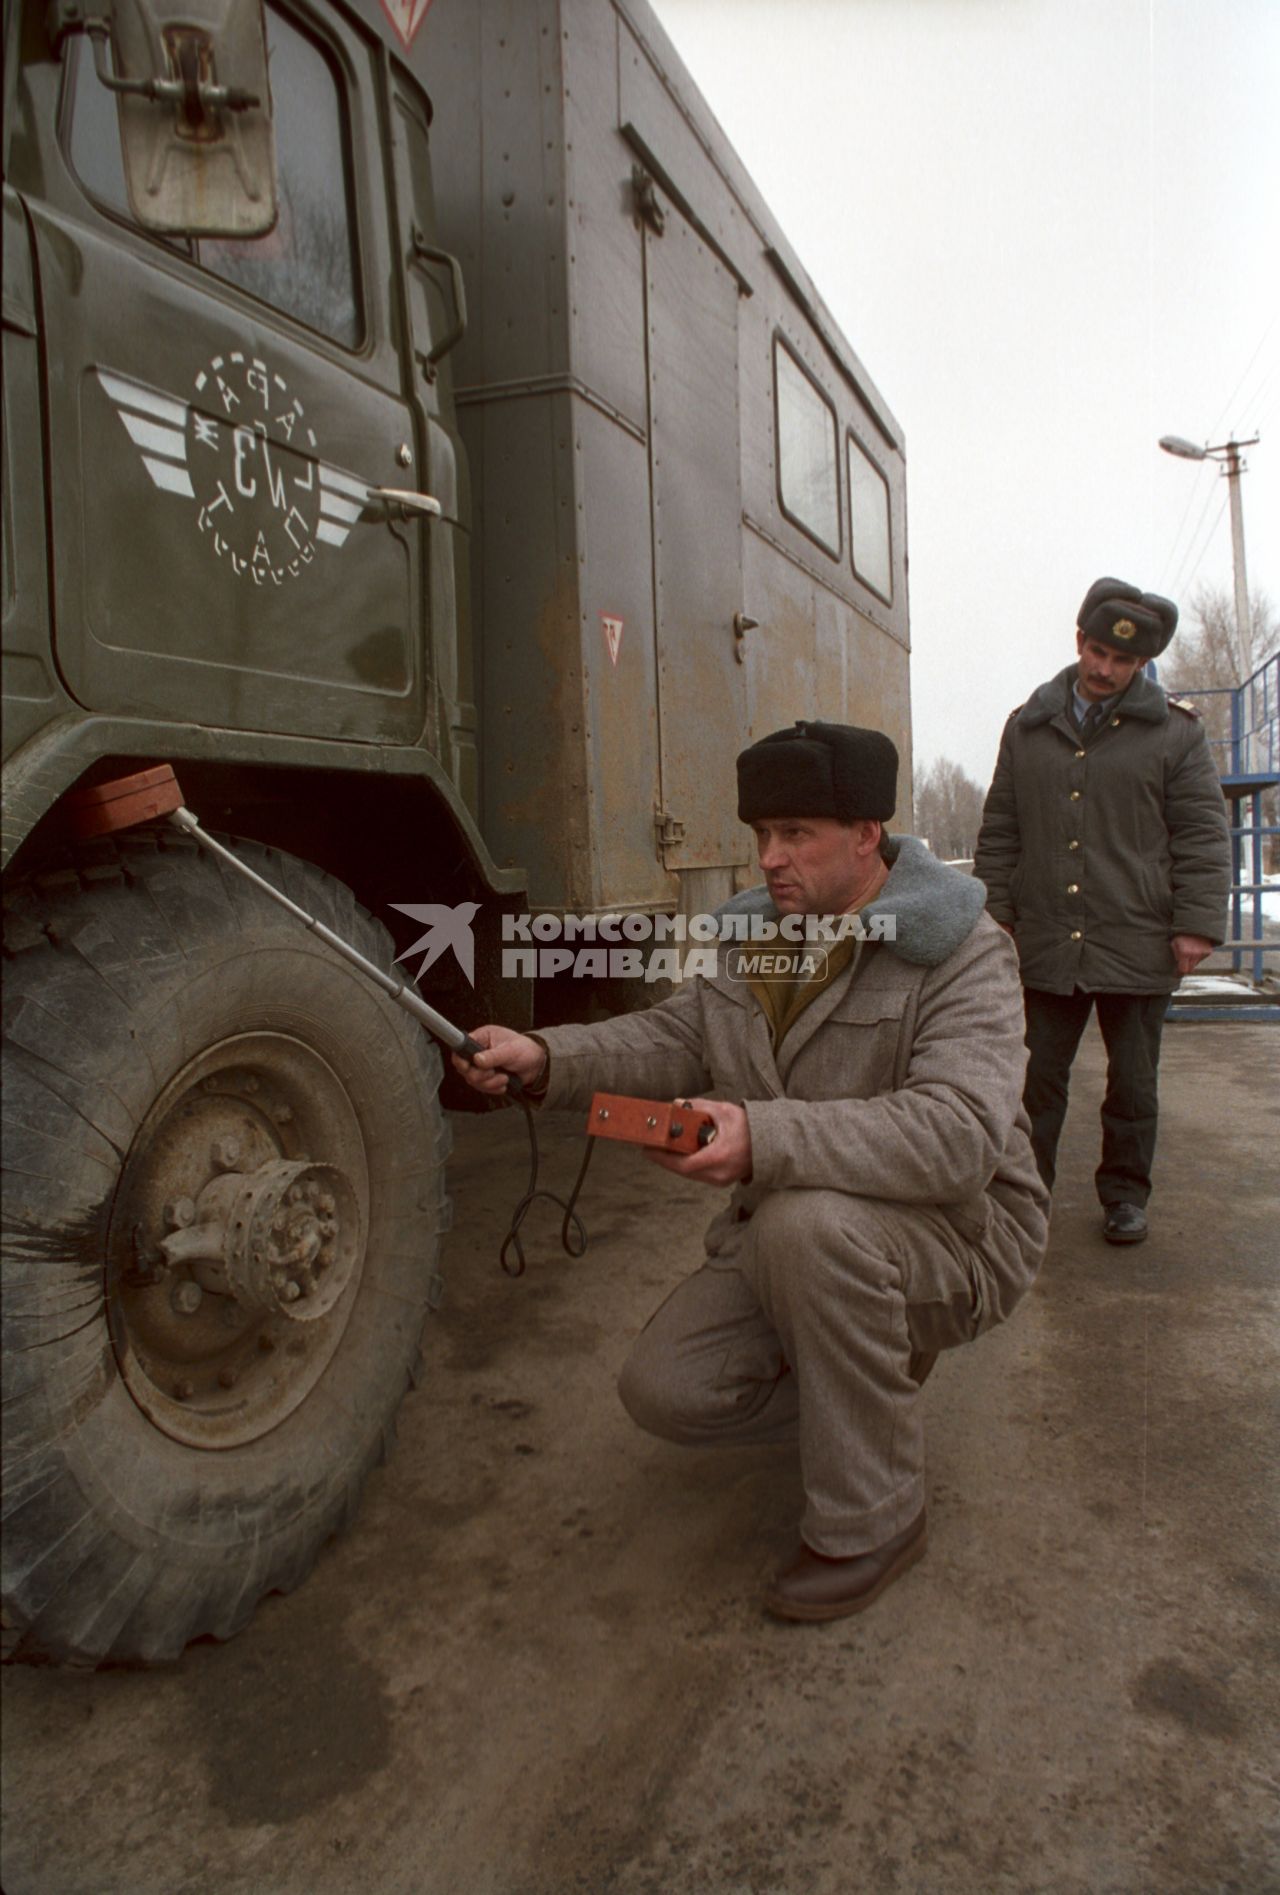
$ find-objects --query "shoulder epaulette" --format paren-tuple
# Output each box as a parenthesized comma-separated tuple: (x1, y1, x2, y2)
(1168, 694, 1201, 718)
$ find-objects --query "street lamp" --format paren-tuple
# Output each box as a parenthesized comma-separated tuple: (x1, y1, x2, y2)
(1159, 431, 1260, 680)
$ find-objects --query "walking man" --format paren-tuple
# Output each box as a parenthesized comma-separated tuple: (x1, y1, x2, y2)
(974, 577, 1231, 1243)
(457, 721, 1048, 1621)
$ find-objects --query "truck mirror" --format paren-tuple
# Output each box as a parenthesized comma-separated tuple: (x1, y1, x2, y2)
(88, 0, 277, 236)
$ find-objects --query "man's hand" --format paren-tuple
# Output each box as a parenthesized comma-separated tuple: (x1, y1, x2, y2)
(1171, 933, 1214, 978)
(451, 1024, 546, 1096)
(645, 1098, 752, 1186)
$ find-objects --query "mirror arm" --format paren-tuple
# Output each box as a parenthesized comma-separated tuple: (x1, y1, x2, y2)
(84, 18, 260, 113)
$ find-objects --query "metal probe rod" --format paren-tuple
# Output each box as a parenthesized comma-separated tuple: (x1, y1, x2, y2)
(168, 806, 487, 1062)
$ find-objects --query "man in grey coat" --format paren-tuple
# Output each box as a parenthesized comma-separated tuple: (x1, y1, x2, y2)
(974, 578, 1231, 1245)
(457, 722, 1049, 1622)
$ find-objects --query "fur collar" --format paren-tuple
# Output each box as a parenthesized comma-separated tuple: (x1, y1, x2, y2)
(718, 835, 985, 969)
(1016, 663, 1169, 729)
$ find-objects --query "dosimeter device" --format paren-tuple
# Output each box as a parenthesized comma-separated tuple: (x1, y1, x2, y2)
(588, 1094, 717, 1153)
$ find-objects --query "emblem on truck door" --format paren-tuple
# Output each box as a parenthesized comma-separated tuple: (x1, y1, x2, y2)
(99, 354, 371, 585)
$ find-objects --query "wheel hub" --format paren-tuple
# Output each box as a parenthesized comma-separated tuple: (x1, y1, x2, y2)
(158, 1159, 357, 1321)
(107, 1033, 369, 1450)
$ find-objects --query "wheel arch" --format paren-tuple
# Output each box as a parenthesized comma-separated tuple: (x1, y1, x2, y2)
(2, 718, 532, 1030)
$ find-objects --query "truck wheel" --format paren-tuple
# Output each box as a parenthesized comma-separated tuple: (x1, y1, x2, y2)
(2, 830, 450, 1665)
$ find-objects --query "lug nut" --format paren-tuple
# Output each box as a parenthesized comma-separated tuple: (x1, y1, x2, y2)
(271, 1104, 294, 1124)
(174, 1378, 195, 1402)
(164, 1197, 197, 1231)
(217, 1366, 239, 1389)
(171, 1279, 202, 1315)
(318, 1193, 335, 1215)
(212, 1137, 241, 1171)
(281, 1281, 302, 1303)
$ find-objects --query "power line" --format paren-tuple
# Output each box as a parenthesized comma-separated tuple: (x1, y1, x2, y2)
(1210, 312, 1277, 440)
(1158, 460, 1217, 593)
(1173, 494, 1229, 603)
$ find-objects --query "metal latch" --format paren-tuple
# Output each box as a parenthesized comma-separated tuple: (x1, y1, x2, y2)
(733, 611, 759, 663)
(655, 805, 685, 849)
(632, 165, 666, 236)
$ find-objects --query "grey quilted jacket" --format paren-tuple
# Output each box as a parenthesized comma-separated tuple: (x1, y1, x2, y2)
(537, 837, 1048, 1310)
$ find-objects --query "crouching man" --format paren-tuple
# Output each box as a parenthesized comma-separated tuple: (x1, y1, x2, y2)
(455, 721, 1049, 1622)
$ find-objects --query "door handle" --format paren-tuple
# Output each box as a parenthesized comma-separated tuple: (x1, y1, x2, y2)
(369, 486, 442, 517)
(408, 228, 467, 379)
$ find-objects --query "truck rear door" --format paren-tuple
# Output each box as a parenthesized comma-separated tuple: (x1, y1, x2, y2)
(33, 0, 430, 745)
(642, 196, 747, 878)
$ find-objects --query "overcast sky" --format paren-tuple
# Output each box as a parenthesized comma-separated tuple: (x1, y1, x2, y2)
(648, 0, 1279, 787)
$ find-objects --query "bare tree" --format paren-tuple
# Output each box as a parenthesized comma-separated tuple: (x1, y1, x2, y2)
(1163, 583, 1278, 768)
(1164, 584, 1279, 872)
(914, 757, 987, 861)
(1163, 583, 1276, 694)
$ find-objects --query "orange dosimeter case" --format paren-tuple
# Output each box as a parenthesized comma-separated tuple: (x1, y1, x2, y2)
(587, 1093, 717, 1153)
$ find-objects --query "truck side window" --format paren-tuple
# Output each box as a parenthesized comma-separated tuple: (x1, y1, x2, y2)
(848, 432, 893, 603)
(773, 337, 840, 558)
(62, 6, 361, 348)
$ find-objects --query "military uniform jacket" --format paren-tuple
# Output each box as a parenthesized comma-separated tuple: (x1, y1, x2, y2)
(973, 664, 1230, 995)
(537, 838, 1048, 1312)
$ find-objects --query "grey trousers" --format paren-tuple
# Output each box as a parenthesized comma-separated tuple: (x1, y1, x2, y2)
(618, 1188, 996, 1558)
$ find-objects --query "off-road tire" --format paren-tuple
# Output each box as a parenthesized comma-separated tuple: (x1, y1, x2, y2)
(1, 829, 450, 1665)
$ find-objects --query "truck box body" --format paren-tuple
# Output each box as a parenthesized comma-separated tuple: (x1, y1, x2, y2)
(424, 0, 911, 913)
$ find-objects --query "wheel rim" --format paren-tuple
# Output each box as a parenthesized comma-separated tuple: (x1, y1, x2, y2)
(107, 1032, 369, 1449)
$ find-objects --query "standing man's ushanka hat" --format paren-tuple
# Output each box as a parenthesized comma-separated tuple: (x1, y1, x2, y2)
(1077, 577, 1178, 659)
(736, 720, 898, 824)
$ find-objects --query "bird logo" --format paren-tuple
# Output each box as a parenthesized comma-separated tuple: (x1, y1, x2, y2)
(389, 902, 481, 987)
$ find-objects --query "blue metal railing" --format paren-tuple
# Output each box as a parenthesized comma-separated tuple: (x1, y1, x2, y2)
(1167, 649, 1279, 1020)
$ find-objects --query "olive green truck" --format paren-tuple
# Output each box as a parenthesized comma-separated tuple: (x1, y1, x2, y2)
(1, 0, 911, 1662)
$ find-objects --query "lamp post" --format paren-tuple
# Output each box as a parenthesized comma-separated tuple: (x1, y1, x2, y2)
(1159, 432, 1260, 681)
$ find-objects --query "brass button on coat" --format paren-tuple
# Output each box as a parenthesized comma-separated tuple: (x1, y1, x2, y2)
(1075, 749, 1086, 759)
(1068, 839, 1080, 850)
(1070, 790, 1082, 801)
(1070, 930, 1083, 941)
(1067, 883, 1079, 894)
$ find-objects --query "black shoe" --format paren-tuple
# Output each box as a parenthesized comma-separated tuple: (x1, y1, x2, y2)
(1103, 1203, 1148, 1245)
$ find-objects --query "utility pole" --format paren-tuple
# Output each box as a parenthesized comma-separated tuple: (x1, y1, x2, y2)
(1159, 431, 1260, 681)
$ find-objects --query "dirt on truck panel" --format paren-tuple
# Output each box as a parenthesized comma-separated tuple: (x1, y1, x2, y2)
(1, 1022, 1276, 1894)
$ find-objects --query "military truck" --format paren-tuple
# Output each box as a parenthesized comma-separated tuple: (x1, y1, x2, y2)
(1, 0, 911, 1663)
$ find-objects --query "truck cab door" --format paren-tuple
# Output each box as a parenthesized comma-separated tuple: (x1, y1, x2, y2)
(32, 0, 430, 746)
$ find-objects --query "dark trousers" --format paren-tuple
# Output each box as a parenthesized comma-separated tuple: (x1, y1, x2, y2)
(1022, 988, 1167, 1205)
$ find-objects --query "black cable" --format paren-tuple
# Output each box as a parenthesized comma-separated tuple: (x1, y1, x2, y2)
(499, 1095, 596, 1276)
